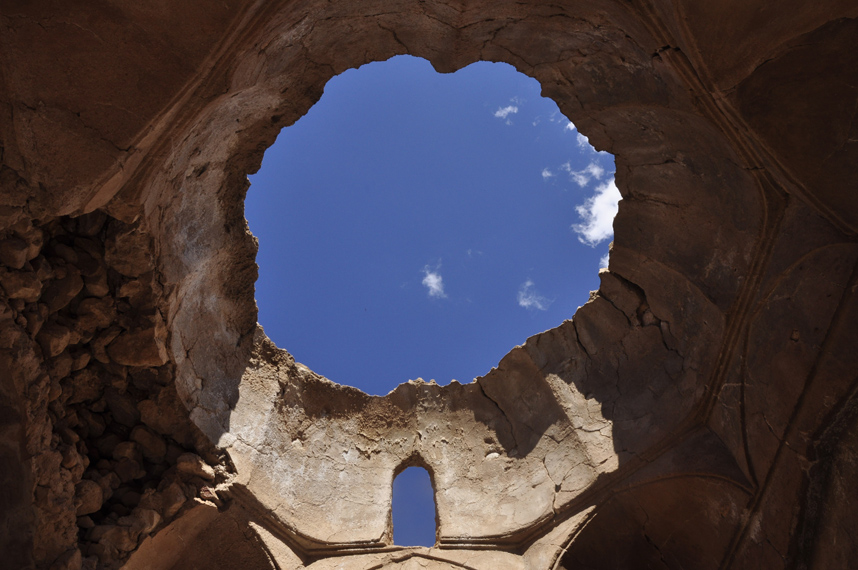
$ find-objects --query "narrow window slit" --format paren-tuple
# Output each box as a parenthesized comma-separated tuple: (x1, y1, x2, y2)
(392, 466, 437, 547)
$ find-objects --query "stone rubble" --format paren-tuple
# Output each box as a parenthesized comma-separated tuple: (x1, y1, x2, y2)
(0, 213, 229, 570)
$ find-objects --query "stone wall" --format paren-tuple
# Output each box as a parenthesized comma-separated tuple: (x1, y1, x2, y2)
(0, 213, 228, 569)
(1, 1, 857, 569)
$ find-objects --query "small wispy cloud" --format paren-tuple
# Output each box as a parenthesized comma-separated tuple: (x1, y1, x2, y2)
(583, 162, 605, 179)
(600, 252, 610, 268)
(572, 177, 622, 247)
(422, 265, 447, 298)
(494, 105, 519, 125)
(494, 106, 518, 119)
(561, 161, 606, 187)
(517, 280, 552, 311)
(563, 162, 588, 187)
(541, 168, 554, 180)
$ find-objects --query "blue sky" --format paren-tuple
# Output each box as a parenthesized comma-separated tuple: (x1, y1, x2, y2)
(246, 56, 618, 401)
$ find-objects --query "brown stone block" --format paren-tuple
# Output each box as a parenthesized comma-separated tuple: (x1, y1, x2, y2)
(74, 480, 103, 517)
(42, 268, 84, 314)
(36, 321, 71, 358)
(0, 267, 42, 301)
(130, 426, 167, 462)
(104, 388, 141, 428)
(175, 453, 215, 481)
(107, 323, 168, 368)
(0, 236, 30, 269)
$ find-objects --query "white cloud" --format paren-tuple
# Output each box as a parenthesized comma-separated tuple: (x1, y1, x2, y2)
(541, 168, 554, 180)
(561, 161, 606, 187)
(494, 105, 519, 122)
(517, 280, 552, 311)
(600, 252, 610, 268)
(565, 121, 576, 131)
(570, 171, 589, 187)
(572, 177, 622, 246)
(422, 266, 446, 298)
(583, 162, 605, 179)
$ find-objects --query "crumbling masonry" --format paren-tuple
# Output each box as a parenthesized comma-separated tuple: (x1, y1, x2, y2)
(1, 1, 857, 569)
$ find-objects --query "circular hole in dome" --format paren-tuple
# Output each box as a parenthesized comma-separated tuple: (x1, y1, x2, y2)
(246, 55, 618, 395)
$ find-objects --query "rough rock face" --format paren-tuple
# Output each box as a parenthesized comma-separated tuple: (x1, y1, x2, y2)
(1, 1, 857, 569)
(0, 213, 229, 569)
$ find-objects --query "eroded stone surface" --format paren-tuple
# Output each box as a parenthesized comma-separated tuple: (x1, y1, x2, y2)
(1, 1, 857, 569)
(224, 329, 619, 545)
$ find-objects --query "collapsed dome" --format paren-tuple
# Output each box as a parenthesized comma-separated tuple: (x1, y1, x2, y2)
(0, 2, 857, 570)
